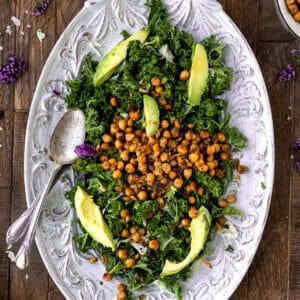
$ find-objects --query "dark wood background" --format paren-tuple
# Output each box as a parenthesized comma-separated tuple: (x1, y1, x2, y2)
(0, 0, 299, 299)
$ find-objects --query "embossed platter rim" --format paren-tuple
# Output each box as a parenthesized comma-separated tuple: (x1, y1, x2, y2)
(24, 1, 274, 299)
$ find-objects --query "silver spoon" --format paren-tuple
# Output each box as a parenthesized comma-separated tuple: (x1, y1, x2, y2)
(13, 109, 85, 270)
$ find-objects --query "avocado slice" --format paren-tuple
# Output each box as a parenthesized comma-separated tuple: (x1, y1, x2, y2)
(161, 206, 211, 276)
(143, 94, 160, 137)
(187, 44, 209, 106)
(93, 28, 150, 86)
(74, 186, 115, 251)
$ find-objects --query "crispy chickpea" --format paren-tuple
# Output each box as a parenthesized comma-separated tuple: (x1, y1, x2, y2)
(214, 143, 220, 153)
(114, 186, 123, 192)
(129, 226, 137, 234)
(118, 119, 127, 131)
(206, 144, 215, 155)
(183, 168, 193, 179)
(156, 197, 165, 208)
(110, 96, 118, 107)
(99, 154, 108, 162)
(161, 120, 170, 129)
(89, 257, 98, 264)
(124, 188, 133, 196)
(162, 163, 171, 174)
(188, 196, 196, 204)
(188, 207, 198, 219)
(116, 132, 124, 139)
(174, 177, 184, 189)
(101, 256, 108, 265)
(155, 86, 164, 94)
(110, 123, 119, 135)
(137, 154, 147, 164)
(125, 133, 135, 142)
(179, 70, 190, 81)
(171, 127, 180, 138)
(117, 161, 125, 170)
(121, 228, 130, 238)
(129, 144, 137, 153)
(209, 169, 216, 177)
(103, 273, 113, 281)
(120, 150, 130, 161)
(159, 137, 168, 148)
(164, 103, 172, 110)
(117, 292, 127, 300)
(158, 98, 167, 106)
(125, 163, 135, 174)
(102, 161, 110, 170)
(101, 143, 110, 151)
(197, 187, 204, 196)
(148, 240, 160, 250)
(160, 177, 168, 185)
(160, 152, 169, 162)
(146, 173, 155, 182)
(117, 249, 129, 260)
(207, 162, 215, 170)
(127, 119, 134, 127)
(227, 194, 236, 203)
(218, 132, 226, 142)
(120, 209, 129, 218)
(163, 130, 171, 139)
(125, 215, 131, 222)
(221, 144, 231, 152)
(108, 158, 116, 165)
(125, 258, 136, 268)
(174, 119, 180, 129)
(151, 76, 161, 86)
(138, 228, 146, 236)
(216, 169, 225, 178)
(112, 169, 122, 179)
(189, 152, 199, 163)
(218, 217, 227, 226)
(180, 218, 191, 228)
(200, 129, 210, 139)
(220, 152, 229, 160)
(218, 199, 228, 208)
(129, 110, 141, 121)
(138, 163, 147, 173)
(294, 11, 300, 21)
(153, 143, 160, 152)
(127, 174, 138, 184)
(198, 164, 209, 172)
(102, 134, 113, 144)
(169, 171, 177, 180)
(215, 222, 223, 230)
(132, 232, 141, 242)
(115, 139, 123, 150)
(185, 130, 193, 141)
(137, 190, 148, 201)
(177, 145, 188, 155)
(117, 284, 127, 292)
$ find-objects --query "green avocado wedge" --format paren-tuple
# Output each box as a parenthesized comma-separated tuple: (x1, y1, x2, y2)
(161, 206, 211, 276)
(187, 44, 209, 106)
(143, 94, 160, 137)
(93, 28, 150, 87)
(74, 186, 115, 251)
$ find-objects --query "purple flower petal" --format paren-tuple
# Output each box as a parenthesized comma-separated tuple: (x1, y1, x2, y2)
(0, 52, 25, 84)
(293, 137, 300, 150)
(32, 0, 52, 16)
(290, 49, 300, 55)
(52, 89, 60, 96)
(74, 143, 96, 159)
(278, 64, 296, 82)
(296, 160, 300, 173)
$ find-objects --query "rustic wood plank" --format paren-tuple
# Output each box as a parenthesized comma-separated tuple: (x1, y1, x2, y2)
(289, 42, 300, 299)
(0, 188, 11, 300)
(246, 42, 293, 300)
(48, 278, 65, 300)
(257, 0, 294, 42)
(9, 111, 49, 300)
(14, 0, 58, 110)
(219, 0, 258, 48)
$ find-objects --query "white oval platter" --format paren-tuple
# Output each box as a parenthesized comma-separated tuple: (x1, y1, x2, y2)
(24, 0, 274, 299)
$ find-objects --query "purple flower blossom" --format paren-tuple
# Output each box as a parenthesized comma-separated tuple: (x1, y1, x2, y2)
(290, 49, 300, 55)
(0, 52, 26, 84)
(52, 89, 60, 96)
(278, 64, 296, 82)
(74, 143, 96, 159)
(293, 137, 300, 150)
(32, 0, 52, 17)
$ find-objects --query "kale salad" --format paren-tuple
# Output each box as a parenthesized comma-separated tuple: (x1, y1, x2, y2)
(64, 1, 247, 299)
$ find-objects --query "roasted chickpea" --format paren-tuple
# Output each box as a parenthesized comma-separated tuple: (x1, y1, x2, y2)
(161, 120, 169, 129)
(179, 70, 190, 81)
(132, 232, 141, 242)
(169, 171, 177, 180)
(125, 215, 131, 222)
(188, 196, 196, 204)
(177, 145, 188, 155)
(127, 174, 138, 184)
(110, 96, 118, 107)
(200, 129, 210, 139)
(117, 161, 125, 170)
(101, 143, 110, 151)
(209, 169, 216, 177)
(114, 186, 123, 192)
(171, 127, 180, 138)
(102, 161, 110, 170)
(129, 226, 137, 234)
(117, 284, 127, 292)
(174, 119, 180, 129)
(148, 240, 160, 250)
(156, 197, 165, 208)
(115, 139, 123, 150)
(164, 103, 172, 110)
(218, 199, 228, 208)
(220, 152, 229, 160)
(129, 110, 141, 121)
(184, 130, 193, 140)
(198, 164, 209, 172)
(125, 163, 135, 174)
(160, 152, 169, 162)
(151, 76, 161, 86)
(173, 177, 183, 189)
(112, 169, 122, 179)
(138, 228, 146, 236)
(189, 152, 199, 163)
(125, 258, 136, 268)
(158, 98, 167, 106)
(137, 190, 148, 201)
(163, 130, 171, 139)
(160, 177, 168, 185)
(125, 133, 135, 142)
(188, 207, 198, 219)
(137, 154, 147, 164)
(216, 169, 225, 178)
(155, 86, 164, 94)
(159, 137, 168, 148)
(180, 218, 191, 228)
(121, 228, 130, 238)
(127, 119, 134, 127)
(161, 163, 171, 174)
(118, 119, 127, 131)
(103, 273, 113, 281)
(116, 132, 124, 139)
(183, 168, 193, 179)
(138, 163, 147, 173)
(117, 292, 127, 300)
(110, 123, 119, 135)
(102, 134, 113, 144)
(206, 144, 215, 155)
(227, 194, 236, 203)
(218, 217, 227, 226)
(89, 257, 98, 264)
(120, 150, 130, 161)
(117, 249, 129, 260)
(197, 187, 204, 196)
(207, 162, 215, 170)
(146, 173, 155, 183)
(120, 209, 129, 218)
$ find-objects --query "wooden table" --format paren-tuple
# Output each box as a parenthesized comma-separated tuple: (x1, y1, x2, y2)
(0, 1, 299, 299)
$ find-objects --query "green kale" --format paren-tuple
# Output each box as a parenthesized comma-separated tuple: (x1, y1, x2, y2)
(208, 67, 232, 95)
(224, 126, 247, 153)
(225, 245, 234, 252)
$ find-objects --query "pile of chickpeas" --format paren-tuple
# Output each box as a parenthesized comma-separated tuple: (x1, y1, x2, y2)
(93, 75, 246, 297)
(286, 0, 300, 22)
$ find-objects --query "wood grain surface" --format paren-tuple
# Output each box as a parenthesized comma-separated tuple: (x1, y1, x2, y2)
(0, 0, 299, 299)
